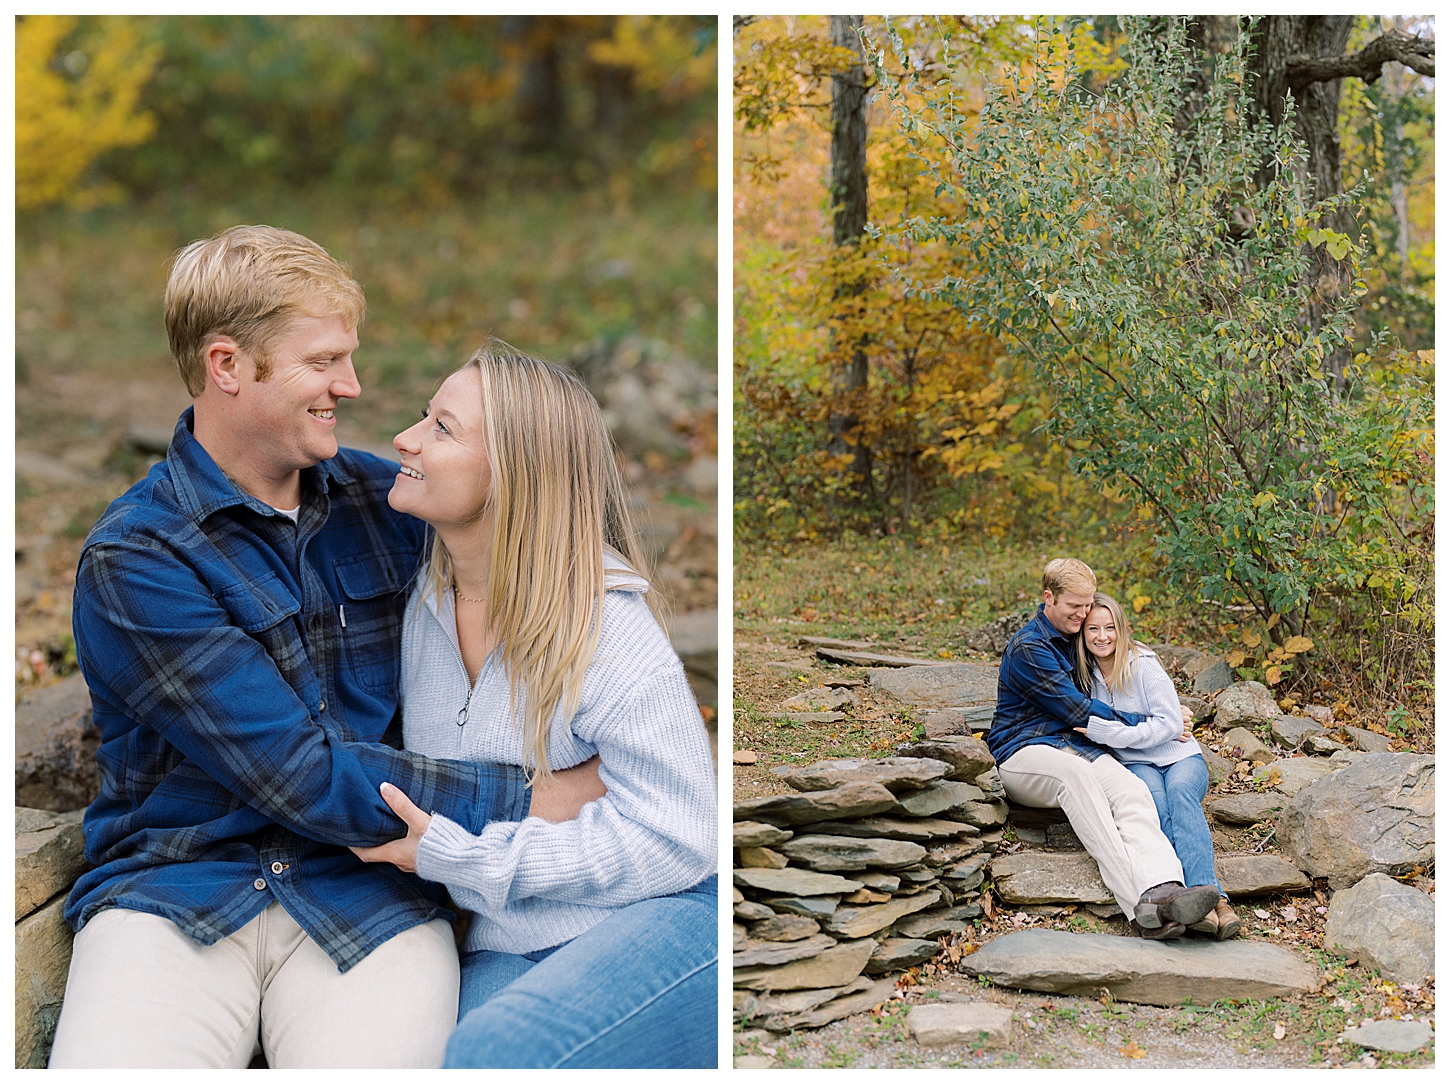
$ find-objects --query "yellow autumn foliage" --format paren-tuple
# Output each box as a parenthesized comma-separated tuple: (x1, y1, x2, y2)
(16, 15, 162, 210)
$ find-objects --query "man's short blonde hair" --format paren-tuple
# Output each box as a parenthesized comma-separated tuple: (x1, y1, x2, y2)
(164, 225, 366, 396)
(1042, 557, 1097, 597)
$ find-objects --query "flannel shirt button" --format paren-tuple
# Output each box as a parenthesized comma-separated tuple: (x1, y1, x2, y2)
(319, 699, 326, 713)
(253, 878, 267, 890)
(271, 861, 285, 874)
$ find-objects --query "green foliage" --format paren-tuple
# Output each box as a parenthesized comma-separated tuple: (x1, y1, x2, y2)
(45, 15, 715, 208)
(872, 17, 1432, 673)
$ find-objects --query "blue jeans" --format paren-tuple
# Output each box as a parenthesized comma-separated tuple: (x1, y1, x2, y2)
(444, 876, 718, 1068)
(1124, 756, 1222, 895)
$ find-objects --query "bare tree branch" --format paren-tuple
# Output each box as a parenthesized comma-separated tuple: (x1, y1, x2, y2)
(1286, 28, 1435, 88)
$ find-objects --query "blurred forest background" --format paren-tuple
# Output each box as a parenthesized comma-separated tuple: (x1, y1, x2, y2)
(16, 15, 719, 703)
(733, 15, 1432, 725)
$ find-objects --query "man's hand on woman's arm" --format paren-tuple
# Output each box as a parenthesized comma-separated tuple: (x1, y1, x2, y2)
(528, 755, 607, 822)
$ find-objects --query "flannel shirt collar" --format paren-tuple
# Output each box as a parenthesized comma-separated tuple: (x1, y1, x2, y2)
(166, 407, 358, 524)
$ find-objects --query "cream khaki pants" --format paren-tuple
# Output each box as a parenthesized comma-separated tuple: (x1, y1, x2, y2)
(48, 903, 458, 1069)
(998, 744, 1184, 917)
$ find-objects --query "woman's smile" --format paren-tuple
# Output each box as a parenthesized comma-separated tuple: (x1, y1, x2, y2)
(1084, 607, 1118, 658)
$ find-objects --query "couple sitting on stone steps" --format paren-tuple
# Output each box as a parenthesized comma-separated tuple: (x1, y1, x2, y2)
(989, 558, 1242, 941)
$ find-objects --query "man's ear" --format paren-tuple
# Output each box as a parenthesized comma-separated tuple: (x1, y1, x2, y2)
(1042, 588, 1054, 606)
(203, 336, 247, 396)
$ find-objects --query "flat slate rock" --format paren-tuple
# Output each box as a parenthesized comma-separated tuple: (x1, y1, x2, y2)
(16, 808, 86, 922)
(16, 672, 101, 813)
(920, 706, 995, 736)
(734, 932, 838, 968)
(734, 821, 794, 849)
(964, 929, 1319, 1006)
(1220, 727, 1276, 764)
(1270, 715, 1323, 750)
(1342, 725, 1392, 754)
(734, 937, 877, 992)
(749, 913, 821, 942)
(1207, 793, 1285, 826)
(798, 635, 875, 650)
(870, 663, 1000, 709)
(895, 736, 996, 782)
(780, 834, 927, 872)
(772, 711, 846, 724)
(766, 896, 841, 919)
(817, 647, 942, 667)
(734, 782, 899, 826)
(865, 937, 942, 974)
(1338, 1019, 1434, 1054)
(739, 846, 788, 869)
(761, 977, 899, 1032)
(1191, 660, 1233, 696)
(807, 816, 976, 842)
(988, 852, 1114, 906)
(734, 975, 873, 1021)
(895, 780, 986, 818)
(1215, 855, 1311, 897)
(772, 757, 950, 794)
(1253, 756, 1339, 796)
(908, 1001, 1015, 1049)
(824, 890, 943, 939)
(734, 868, 863, 896)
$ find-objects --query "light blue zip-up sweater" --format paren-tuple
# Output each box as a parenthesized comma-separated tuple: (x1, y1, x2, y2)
(406, 566, 717, 955)
(1084, 646, 1203, 767)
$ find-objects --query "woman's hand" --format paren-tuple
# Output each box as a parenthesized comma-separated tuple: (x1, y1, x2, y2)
(351, 781, 432, 873)
(1178, 703, 1194, 742)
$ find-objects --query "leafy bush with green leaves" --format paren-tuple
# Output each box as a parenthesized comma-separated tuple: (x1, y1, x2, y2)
(870, 18, 1431, 665)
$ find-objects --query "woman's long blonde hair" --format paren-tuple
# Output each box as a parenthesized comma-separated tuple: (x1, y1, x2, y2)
(419, 341, 648, 780)
(1074, 592, 1140, 694)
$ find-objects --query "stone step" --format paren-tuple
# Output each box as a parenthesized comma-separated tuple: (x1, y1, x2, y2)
(963, 929, 1319, 1005)
(868, 663, 999, 709)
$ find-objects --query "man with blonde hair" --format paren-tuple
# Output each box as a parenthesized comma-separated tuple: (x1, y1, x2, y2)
(987, 558, 1219, 938)
(51, 225, 602, 1068)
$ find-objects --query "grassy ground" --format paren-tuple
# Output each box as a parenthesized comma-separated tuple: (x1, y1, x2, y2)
(16, 190, 717, 693)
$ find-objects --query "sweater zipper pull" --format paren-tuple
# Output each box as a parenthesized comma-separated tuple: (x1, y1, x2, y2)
(457, 703, 469, 728)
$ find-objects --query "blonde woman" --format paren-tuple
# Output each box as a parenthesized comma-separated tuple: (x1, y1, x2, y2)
(1071, 593, 1241, 939)
(350, 343, 717, 1067)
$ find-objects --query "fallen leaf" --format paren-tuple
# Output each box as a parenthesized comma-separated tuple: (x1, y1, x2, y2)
(1254, 909, 1271, 920)
(1119, 1041, 1147, 1059)
(1274, 1022, 1286, 1040)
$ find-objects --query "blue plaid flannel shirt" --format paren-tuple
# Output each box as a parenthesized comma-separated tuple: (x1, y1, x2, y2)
(66, 408, 530, 972)
(987, 605, 1150, 767)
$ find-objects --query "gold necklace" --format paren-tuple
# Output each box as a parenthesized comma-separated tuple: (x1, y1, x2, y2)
(453, 583, 486, 603)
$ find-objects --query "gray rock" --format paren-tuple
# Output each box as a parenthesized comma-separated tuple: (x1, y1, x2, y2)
(808, 816, 976, 842)
(1146, 644, 1217, 680)
(734, 937, 877, 991)
(988, 852, 1114, 906)
(773, 757, 949, 794)
(734, 976, 874, 1021)
(780, 835, 928, 872)
(734, 923, 748, 951)
(1191, 661, 1234, 696)
(952, 799, 1009, 829)
(964, 929, 1319, 1005)
(1327, 748, 1366, 768)
(925, 840, 985, 867)
(1179, 695, 1212, 721)
(733, 887, 745, 904)
(941, 860, 987, 894)
(922, 710, 968, 738)
(16, 894, 75, 1068)
(1322, 873, 1434, 984)
(816, 647, 939, 667)
(772, 711, 846, 724)
(1201, 747, 1233, 786)
(759, 977, 898, 1032)
(895, 737, 995, 783)
(1220, 727, 1276, 764)
(766, 896, 841, 919)
(1214, 681, 1281, 729)
(734, 821, 794, 849)
(898, 866, 939, 885)
(1342, 726, 1392, 754)
(1254, 756, 1340, 796)
(16, 673, 101, 813)
(1280, 753, 1435, 888)
(908, 1001, 1015, 1048)
(735, 901, 776, 922)
(1013, 826, 1046, 845)
(16, 807, 86, 922)
(824, 890, 943, 939)
(734, 932, 838, 968)
(750, 914, 821, 942)
(1207, 793, 1285, 826)
(964, 611, 1033, 654)
(1303, 733, 1347, 756)
(734, 868, 863, 896)
(865, 938, 942, 974)
(1337, 1018, 1433, 1054)
(975, 766, 1006, 799)
(1215, 855, 1311, 897)
(734, 782, 899, 827)
(895, 780, 986, 818)
(869, 663, 999, 709)
(1270, 716, 1324, 750)
(855, 871, 901, 892)
(733, 1055, 777, 1068)
(665, 608, 717, 704)
(738, 847, 788, 869)
(1302, 705, 1335, 725)
(893, 913, 970, 940)
(780, 686, 856, 712)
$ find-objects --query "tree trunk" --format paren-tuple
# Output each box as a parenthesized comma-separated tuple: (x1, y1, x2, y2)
(826, 15, 872, 497)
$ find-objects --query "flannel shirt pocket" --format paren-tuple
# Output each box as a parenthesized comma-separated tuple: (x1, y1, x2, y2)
(335, 552, 409, 694)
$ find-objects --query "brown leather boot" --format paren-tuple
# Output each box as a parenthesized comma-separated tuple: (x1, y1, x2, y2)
(1134, 882, 1220, 930)
(1211, 899, 1242, 940)
(1131, 917, 1186, 940)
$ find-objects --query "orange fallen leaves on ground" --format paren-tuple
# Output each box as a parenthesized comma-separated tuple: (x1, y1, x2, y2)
(1119, 1040, 1147, 1059)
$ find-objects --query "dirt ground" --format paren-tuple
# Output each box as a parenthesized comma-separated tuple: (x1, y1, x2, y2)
(730, 626, 1436, 1070)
